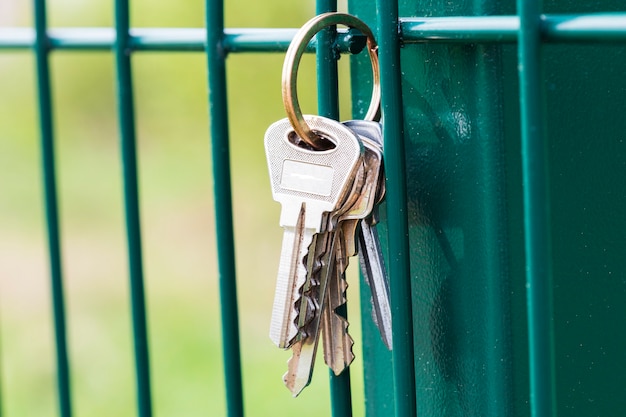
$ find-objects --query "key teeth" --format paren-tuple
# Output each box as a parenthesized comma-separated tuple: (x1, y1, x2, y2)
(291, 238, 327, 345)
(328, 314, 355, 376)
(288, 237, 324, 346)
(326, 275, 355, 376)
(283, 342, 310, 397)
(339, 274, 348, 304)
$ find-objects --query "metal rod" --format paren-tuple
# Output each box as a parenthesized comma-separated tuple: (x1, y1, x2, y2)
(401, 16, 519, 43)
(314, 5, 354, 415)
(316, 1, 340, 120)
(402, 14, 626, 43)
(205, 1, 245, 416)
(3, 13, 626, 51)
(517, 1, 558, 417)
(0, 28, 365, 52)
(113, 1, 153, 417)
(32, 1, 73, 416)
(375, 2, 417, 417)
(329, 367, 352, 417)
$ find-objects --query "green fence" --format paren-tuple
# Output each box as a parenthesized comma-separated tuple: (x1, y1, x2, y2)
(1, 0, 626, 416)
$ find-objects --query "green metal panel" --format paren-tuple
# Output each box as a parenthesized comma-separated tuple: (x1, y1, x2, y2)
(350, 1, 523, 416)
(350, 1, 626, 417)
(517, 1, 557, 416)
(544, 1, 626, 416)
(375, 2, 417, 417)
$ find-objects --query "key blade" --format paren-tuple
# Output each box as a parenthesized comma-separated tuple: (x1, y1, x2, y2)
(283, 337, 315, 396)
(322, 228, 355, 375)
(358, 220, 393, 350)
(269, 212, 316, 347)
(284, 230, 338, 395)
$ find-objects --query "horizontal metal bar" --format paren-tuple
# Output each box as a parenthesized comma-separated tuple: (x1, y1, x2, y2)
(0, 27, 362, 52)
(1, 13, 625, 52)
(401, 13, 626, 43)
(401, 16, 518, 43)
(543, 13, 626, 43)
(223, 28, 297, 52)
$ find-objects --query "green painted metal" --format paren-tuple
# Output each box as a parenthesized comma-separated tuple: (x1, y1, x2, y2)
(401, 16, 519, 43)
(205, 1, 245, 416)
(3, 1, 626, 416)
(375, 2, 417, 417)
(314, 4, 351, 417)
(313, 1, 355, 417)
(541, 13, 626, 43)
(348, 5, 395, 416)
(401, 14, 626, 44)
(3, 14, 626, 52)
(113, 1, 153, 417)
(543, 1, 626, 416)
(0, 28, 366, 52)
(351, 0, 521, 416)
(517, 2, 557, 417)
(32, 1, 73, 417)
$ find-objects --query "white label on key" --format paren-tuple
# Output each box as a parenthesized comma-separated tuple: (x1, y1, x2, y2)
(281, 160, 334, 196)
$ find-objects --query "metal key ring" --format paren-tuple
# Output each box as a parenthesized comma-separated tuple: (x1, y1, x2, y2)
(282, 12, 381, 150)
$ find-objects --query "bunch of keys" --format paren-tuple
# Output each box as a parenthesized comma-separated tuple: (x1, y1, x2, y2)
(265, 12, 392, 397)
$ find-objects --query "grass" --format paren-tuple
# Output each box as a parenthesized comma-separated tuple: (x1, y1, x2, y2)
(0, 2, 366, 416)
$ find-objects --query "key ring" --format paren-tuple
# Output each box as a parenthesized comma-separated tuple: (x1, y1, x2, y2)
(282, 12, 381, 150)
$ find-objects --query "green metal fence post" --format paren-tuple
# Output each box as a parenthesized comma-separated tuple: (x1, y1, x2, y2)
(32, 1, 73, 416)
(205, 1, 245, 416)
(376, 2, 417, 417)
(313, 2, 354, 417)
(517, 1, 557, 416)
(113, 1, 153, 416)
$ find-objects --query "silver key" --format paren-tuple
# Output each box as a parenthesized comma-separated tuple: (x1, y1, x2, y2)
(283, 123, 365, 396)
(344, 120, 393, 350)
(358, 215, 392, 349)
(321, 223, 354, 375)
(321, 124, 385, 374)
(266, 115, 363, 349)
(284, 227, 338, 396)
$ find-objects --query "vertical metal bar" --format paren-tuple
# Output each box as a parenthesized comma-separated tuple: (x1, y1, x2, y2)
(314, 2, 353, 417)
(205, 1, 244, 416)
(376, 2, 417, 417)
(316, 1, 340, 119)
(33, 1, 73, 416)
(113, 1, 153, 416)
(517, 1, 557, 417)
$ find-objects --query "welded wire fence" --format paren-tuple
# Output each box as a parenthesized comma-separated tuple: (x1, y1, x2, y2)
(1, 1, 626, 416)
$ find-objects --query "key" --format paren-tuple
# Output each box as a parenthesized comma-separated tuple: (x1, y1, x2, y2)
(344, 120, 393, 350)
(321, 224, 354, 375)
(294, 161, 365, 333)
(283, 122, 366, 396)
(358, 213, 392, 349)
(321, 122, 384, 374)
(284, 227, 339, 396)
(266, 115, 363, 349)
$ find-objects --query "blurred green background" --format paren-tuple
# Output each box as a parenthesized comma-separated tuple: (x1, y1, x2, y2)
(0, 0, 365, 416)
